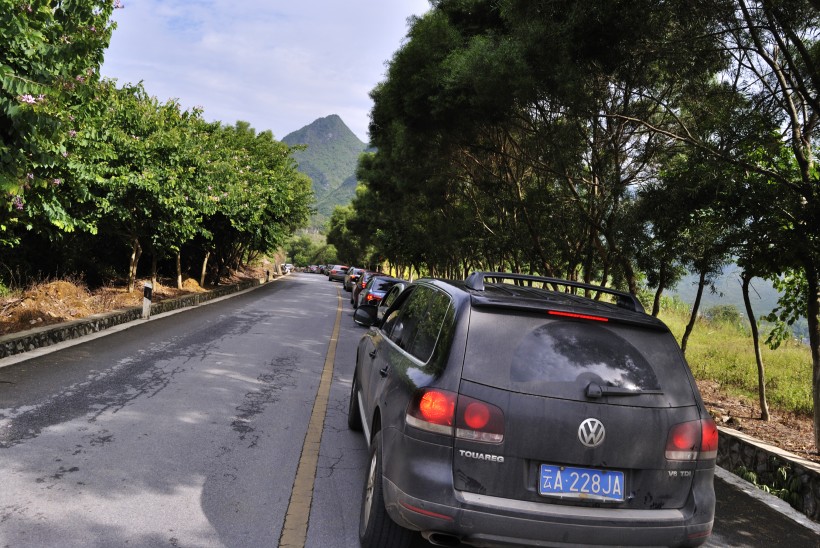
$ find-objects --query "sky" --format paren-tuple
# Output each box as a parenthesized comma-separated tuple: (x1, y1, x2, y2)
(100, 0, 431, 143)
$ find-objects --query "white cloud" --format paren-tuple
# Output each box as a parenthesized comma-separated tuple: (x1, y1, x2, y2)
(101, 0, 429, 142)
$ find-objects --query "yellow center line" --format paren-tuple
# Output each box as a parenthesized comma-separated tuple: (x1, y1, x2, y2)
(279, 288, 343, 548)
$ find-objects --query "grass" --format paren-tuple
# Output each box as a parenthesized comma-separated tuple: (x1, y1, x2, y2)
(659, 301, 813, 416)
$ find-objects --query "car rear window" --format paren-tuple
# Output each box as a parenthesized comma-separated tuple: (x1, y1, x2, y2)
(374, 279, 398, 292)
(462, 309, 696, 407)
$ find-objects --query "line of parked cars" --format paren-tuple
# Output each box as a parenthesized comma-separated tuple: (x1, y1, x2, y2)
(346, 271, 717, 548)
(323, 265, 410, 312)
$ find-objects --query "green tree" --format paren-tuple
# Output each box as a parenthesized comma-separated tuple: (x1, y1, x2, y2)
(194, 121, 313, 284)
(327, 205, 365, 266)
(1, 0, 117, 247)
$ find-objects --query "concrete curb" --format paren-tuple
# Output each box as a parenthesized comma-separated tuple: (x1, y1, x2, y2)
(715, 466, 820, 535)
(717, 425, 820, 524)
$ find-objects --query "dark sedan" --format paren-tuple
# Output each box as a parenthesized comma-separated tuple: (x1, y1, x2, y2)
(344, 267, 365, 292)
(355, 275, 406, 309)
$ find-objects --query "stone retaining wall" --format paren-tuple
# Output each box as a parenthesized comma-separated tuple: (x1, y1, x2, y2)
(0, 278, 264, 359)
(717, 426, 820, 522)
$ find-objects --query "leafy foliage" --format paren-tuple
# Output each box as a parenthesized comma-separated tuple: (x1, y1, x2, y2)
(1, 0, 117, 246)
(325, 0, 820, 442)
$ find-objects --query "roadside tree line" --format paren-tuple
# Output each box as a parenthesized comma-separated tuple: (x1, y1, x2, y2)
(329, 0, 820, 443)
(1, 0, 312, 292)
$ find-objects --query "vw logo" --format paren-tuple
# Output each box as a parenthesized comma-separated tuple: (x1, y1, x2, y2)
(578, 418, 605, 448)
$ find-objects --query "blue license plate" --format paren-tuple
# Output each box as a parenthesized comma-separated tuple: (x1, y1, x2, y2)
(539, 464, 625, 502)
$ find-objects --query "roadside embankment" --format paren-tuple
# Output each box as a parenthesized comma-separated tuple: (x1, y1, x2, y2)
(0, 277, 267, 360)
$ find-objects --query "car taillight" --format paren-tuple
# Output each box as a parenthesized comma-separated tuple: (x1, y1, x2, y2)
(365, 293, 382, 303)
(360, 279, 368, 288)
(406, 389, 455, 435)
(406, 389, 504, 443)
(666, 418, 718, 461)
(701, 417, 719, 459)
(456, 395, 504, 443)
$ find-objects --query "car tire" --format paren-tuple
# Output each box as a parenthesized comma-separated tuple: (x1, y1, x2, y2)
(359, 431, 413, 548)
(347, 374, 363, 431)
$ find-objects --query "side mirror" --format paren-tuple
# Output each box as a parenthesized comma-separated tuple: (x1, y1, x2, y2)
(353, 305, 378, 327)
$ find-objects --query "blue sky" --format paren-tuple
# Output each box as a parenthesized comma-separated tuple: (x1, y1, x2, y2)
(100, 0, 430, 143)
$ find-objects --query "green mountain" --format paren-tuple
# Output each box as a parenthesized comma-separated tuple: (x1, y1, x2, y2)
(282, 115, 368, 224)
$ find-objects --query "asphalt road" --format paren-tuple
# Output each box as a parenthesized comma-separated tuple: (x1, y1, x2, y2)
(0, 272, 817, 547)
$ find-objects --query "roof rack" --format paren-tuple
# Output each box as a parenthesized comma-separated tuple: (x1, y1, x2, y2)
(464, 272, 645, 313)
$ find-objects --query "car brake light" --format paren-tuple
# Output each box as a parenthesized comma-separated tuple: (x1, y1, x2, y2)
(365, 293, 382, 303)
(360, 279, 368, 288)
(406, 389, 456, 435)
(406, 390, 505, 443)
(548, 310, 608, 322)
(456, 396, 504, 443)
(666, 419, 718, 460)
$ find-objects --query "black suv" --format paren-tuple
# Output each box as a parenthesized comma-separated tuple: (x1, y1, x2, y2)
(349, 272, 717, 548)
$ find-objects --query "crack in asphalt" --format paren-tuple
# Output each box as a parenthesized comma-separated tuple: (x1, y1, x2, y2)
(0, 309, 290, 450)
(230, 354, 297, 447)
(0, 337, 196, 449)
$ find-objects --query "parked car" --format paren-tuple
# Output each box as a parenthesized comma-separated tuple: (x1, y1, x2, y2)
(327, 265, 349, 282)
(373, 282, 407, 322)
(354, 281, 408, 322)
(350, 270, 381, 306)
(349, 272, 717, 548)
(344, 267, 365, 292)
(355, 275, 406, 310)
(351, 271, 372, 306)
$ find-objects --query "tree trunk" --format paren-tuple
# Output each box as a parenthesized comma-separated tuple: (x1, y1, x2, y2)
(151, 254, 158, 288)
(652, 287, 663, 317)
(742, 271, 769, 421)
(176, 252, 182, 290)
(128, 238, 142, 293)
(652, 263, 670, 317)
(200, 251, 210, 288)
(805, 262, 820, 449)
(681, 270, 706, 355)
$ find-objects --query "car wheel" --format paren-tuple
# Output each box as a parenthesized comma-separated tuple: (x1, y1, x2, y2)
(347, 374, 363, 431)
(359, 431, 413, 548)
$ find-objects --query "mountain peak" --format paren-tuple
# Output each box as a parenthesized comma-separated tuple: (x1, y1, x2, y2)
(282, 114, 364, 148)
(282, 115, 368, 223)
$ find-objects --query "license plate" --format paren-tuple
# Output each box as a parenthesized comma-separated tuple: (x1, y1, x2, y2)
(539, 464, 625, 502)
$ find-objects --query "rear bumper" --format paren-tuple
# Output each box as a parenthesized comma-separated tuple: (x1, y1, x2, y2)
(381, 430, 714, 547)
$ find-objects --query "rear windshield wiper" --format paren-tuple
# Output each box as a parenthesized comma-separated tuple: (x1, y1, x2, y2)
(585, 383, 663, 399)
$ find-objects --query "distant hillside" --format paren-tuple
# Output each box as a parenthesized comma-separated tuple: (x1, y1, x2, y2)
(671, 264, 781, 316)
(282, 115, 368, 224)
(669, 264, 808, 340)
